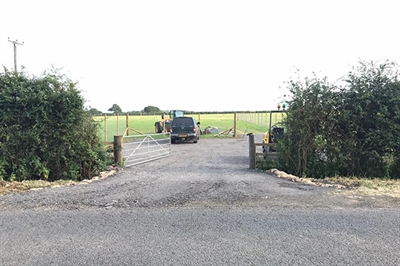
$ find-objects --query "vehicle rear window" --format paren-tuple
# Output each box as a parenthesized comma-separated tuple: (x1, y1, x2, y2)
(172, 117, 194, 126)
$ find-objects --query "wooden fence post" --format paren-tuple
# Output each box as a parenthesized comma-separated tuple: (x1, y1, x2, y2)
(269, 111, 273, 129)
(126, 113, 129, 136)
(233, 113, 237, 138)
(248, 133, 255, 169)
(116, 113, 119, 135)
(104, 114, 107, 142)
(114, 135, 123, 165)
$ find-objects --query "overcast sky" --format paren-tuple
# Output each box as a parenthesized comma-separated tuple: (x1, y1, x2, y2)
(1, 0, 399, 112)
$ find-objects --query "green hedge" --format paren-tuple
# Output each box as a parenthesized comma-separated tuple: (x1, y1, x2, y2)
(0, 68, 109, 181)
(274, 60, 400, 179)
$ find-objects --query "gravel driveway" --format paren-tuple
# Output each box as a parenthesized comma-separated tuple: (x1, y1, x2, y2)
(0, 135, 397, 210)
(1, 136, 399, 265)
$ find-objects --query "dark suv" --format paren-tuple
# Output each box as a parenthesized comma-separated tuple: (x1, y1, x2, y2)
(169, 117, 200, 143)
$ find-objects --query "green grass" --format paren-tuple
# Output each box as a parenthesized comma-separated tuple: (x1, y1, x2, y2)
(93, 113, 284, 142)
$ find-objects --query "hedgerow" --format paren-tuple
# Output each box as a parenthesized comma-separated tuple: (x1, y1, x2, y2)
(0, 68, 109, 181)
(275, 60, 400, 179)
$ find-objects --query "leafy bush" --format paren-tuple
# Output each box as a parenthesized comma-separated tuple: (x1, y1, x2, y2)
(275, 60, 400, 179)
(257, 157, 281, 171)
(0, 68, 109, 181)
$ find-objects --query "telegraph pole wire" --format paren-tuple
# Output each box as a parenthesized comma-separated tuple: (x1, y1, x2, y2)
(8, 37, 24, 73)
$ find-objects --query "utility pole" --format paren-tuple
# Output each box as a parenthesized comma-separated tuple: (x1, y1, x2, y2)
(8, 37, 24, 73)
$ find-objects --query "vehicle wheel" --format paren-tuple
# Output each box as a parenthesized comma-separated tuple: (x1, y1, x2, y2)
(171, 139, 176, 144)
(193, 138, 198, 143)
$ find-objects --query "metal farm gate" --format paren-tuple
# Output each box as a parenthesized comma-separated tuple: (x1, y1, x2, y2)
(122, 133, 171, 167)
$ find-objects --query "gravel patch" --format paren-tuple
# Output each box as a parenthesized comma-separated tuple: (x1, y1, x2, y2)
(0, 135, 399, 211)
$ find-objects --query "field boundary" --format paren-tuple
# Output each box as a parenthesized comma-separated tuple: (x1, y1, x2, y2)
(94, 111, 287, 142)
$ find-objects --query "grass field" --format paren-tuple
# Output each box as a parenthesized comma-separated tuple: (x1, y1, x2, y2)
(93, 113, 285, 142)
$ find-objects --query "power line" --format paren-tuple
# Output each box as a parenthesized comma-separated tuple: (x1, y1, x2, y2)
(8, 37, 24, 73)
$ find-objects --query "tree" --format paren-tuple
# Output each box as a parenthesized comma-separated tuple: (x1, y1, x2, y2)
(143, 105, 160, 113)
(87, 107, 102, 116)
(108, 104, 122, 114)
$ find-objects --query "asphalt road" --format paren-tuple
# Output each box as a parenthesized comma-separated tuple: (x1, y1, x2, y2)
(1, 136, 399, 265)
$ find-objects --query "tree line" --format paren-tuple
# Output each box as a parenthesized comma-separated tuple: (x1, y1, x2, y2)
(88, 105, 163, 116)
(91, 106, 274, 116)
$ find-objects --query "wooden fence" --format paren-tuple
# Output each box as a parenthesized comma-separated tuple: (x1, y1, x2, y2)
(95, 113, 241, 143)
(248, 133, 278, 169)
